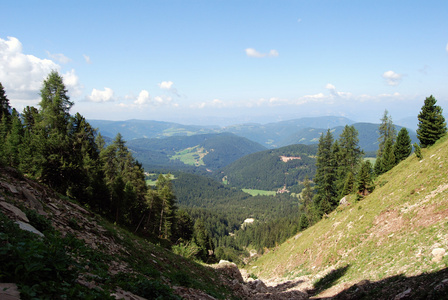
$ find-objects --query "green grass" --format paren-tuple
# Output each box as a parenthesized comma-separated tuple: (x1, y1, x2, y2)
(242, 188, 277, 196)
(247, 134, 448, 293)
(170, 146, 208, 166)
(146, 173, 176, 186)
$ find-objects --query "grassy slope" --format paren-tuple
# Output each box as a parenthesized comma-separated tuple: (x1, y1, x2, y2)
(249, 135, 448, 292)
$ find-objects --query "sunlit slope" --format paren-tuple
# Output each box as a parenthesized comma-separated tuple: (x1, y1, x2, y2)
(250, 135, 448, 286)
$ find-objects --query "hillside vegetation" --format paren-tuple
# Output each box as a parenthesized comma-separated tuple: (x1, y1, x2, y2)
(248, 134, 448, 298)
(218, 144, 317, 191)
(127, 132, 266, 171)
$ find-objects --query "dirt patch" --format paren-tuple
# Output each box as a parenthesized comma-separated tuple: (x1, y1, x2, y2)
(370, 209, 407, 241)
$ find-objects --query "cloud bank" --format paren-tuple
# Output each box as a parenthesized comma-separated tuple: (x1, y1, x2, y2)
(0, 36, 82, 105)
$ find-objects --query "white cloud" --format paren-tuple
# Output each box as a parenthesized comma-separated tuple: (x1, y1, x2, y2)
(325, 83, 352, 98)
(325, 83, 336, 90)
(245, 48, 279, 58)
(46, 51, 71, 64)
(268, 50, 279, 57)
(83, 54, 92, 64)
(158, 81, 173, 90)
(158, 81, 180, 96)
(446, 42, 448, 52)
(0, 36, 60, 103)
(63, 69, 83, 97)
(135, 90, 151, 105)
(382, 70, 403, 86)
(87, 87, 114, 102)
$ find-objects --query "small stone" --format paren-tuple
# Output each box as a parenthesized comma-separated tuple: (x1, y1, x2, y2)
(394, 288, 412, 299)
(15, 221, 45, 237)
(432, 248, 445, 262)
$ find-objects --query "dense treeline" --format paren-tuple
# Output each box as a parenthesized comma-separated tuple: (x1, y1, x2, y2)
(217, 144, 317, 190)
(0, 73, 183, 242)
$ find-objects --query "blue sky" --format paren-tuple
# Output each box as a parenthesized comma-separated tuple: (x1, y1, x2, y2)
(1, 0, 447, 126)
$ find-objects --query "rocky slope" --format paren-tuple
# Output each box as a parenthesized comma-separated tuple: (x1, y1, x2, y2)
(0, 166, 314, 299)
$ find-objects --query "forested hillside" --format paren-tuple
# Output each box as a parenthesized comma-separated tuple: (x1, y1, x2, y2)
(127, 132, 266, 171)
(218, 144, 317, 191)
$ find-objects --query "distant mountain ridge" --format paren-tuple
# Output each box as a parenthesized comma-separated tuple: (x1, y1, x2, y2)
(90, 116, 418, 154)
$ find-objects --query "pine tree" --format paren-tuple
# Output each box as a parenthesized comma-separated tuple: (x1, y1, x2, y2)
(341, 171, 355, 196)
(357, 161, 373, 196)
(337, 125, 363, 197)
(416, 95, 447, 148)
(4, 109, 23, 167)
(393, 127, 412, 163)
(377, 110, 396, 157)
(381, 138, 395, 173)
(39, 71, 73, 133)
(413, 143, 423, 160)
(313, 130, 337, 217)
(298, 214, 309, 231)
(156, 174, 177, 239)
(0, 82, 11, 120)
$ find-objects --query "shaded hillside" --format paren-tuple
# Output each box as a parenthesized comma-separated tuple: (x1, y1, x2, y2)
(218, 144, 317, 190)
(0, 167, 236, 299)
(127, 132, 266, 171)
(248, 134, 448, 299)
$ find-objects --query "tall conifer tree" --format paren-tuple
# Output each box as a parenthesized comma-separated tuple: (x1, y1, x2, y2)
(313, 130, 337, 216)
(393, 127, 412, 163)
(377, 110, 396, 157)
(416, 95, 447, 148)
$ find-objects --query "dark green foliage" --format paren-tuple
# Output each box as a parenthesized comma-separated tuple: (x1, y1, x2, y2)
(357, 161, 374, 196)
(173, 209, 194, 242)
(414, 143, 423, 160)
(313, 130, 338, 217)
(394, 127, 412, 163)
(338, 125, 364, 176)
(341, 172, 355, 196)
(374, 156, 382, 175)
(377, 110, 396, 157)
(416, 95, 447, 148)
(298, 213, 309, 231)
(381, 138, 395, 173)
(0, 212, 113, 299)
(39, 70, 73, 133)
(0, 82, 11, 119)
(193, 219, 214, 261)
(127, 133, 266, 171)
(219, 144, 317, 190)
